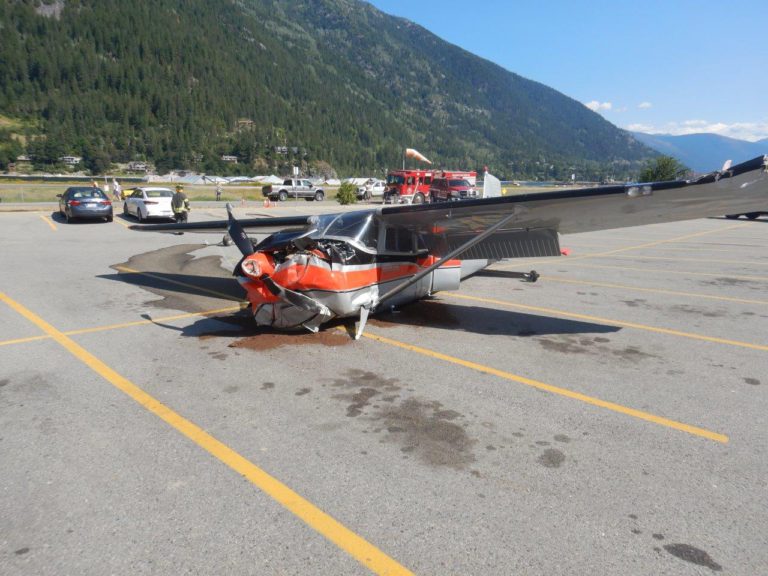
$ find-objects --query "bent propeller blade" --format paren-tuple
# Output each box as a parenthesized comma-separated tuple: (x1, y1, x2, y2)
(226, 203, 254, 257)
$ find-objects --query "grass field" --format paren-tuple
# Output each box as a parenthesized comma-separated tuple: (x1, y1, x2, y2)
(0, 182, 343, 204)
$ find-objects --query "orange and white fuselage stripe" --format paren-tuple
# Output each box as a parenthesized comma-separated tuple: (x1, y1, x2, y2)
(238, 251, 466, 328)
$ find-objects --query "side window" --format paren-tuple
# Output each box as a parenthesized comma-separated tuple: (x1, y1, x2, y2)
(384, 226, 414, 253)
(424, 176, 432, 185)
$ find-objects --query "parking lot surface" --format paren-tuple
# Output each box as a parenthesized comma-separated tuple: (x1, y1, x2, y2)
(1, 205, 767, 575)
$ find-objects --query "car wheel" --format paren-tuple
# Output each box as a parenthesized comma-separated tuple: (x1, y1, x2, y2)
(278, 191, 288, 202)
(106, 214, 113, 223)
(314, 191, 324, 202)
(137, 207, 144, 222)
(745, 212, 760, 220)
(412, 193, 425, 204)
(64, 210, 71, 223)
(123, 203, 129, 215)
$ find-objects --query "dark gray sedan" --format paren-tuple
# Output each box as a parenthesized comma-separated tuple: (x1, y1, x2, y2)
(57, 187, 114, 223)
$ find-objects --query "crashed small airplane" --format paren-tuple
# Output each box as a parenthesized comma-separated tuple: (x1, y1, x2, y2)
(132, 156, 767, 338)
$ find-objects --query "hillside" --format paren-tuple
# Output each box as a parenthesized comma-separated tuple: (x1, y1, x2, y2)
(0, 0, 655, 179)
(632, 132, 768, 173)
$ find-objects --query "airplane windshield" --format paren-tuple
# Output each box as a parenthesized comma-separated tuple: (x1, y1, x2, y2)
(315, 210, 379, 250)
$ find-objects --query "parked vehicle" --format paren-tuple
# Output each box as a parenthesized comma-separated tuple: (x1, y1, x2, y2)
(429, 177, 478, 202)
(384, 169, 477, 204)
(356, 178, 386, 200)
(262, 179, 325, 202)
(57, 186, 113, 223)
(725, 211, 766, 220)
(123, 187, 175, 222)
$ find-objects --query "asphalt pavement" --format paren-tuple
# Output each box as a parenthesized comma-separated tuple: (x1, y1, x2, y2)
(1, 205, 767, 575)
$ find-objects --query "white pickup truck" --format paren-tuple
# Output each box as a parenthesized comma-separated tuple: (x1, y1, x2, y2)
(262, 179, 325, 202)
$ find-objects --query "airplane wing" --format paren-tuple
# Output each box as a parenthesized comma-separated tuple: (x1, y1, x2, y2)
(132, 155, 766, 261)
(376, 155, 768, 259)
(129, 213, 311, 234)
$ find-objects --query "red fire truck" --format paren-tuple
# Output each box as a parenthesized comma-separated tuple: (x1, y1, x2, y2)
(384, 169, 477, 204)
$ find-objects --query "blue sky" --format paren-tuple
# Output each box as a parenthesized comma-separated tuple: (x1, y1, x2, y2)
(366, 0, 768, 141)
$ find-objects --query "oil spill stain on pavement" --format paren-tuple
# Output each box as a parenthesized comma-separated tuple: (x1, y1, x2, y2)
(743, 377, 761, 385)
(536, 335, 657, 362)
(663, 544, 722, 571)
(0, 378, 8, 388)
(329, 369, 476, 470)
(112, 244, 242, 312)
(229, 330, 350, 351)
(670, 304, 725, 318)
(537, 448, 565, 468)
(112, 244, 244, 312)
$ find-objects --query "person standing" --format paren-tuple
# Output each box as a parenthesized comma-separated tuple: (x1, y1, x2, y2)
(171, 184, 191, 223)
(215, 183, 223, 201)
(112, 178, 122, 201)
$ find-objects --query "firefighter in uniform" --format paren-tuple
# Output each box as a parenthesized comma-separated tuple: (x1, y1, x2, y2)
(172, 184, 191, 223)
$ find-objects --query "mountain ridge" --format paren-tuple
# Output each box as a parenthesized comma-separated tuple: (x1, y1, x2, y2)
(0, 0, 655, 178)
(631, 132, 767, 173)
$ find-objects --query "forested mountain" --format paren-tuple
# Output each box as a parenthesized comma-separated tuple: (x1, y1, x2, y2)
(632, 132, 768, 173)
(0, 0, 655, 179)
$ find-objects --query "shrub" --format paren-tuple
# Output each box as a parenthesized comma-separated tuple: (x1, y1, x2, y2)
(335, 182, 358, 205)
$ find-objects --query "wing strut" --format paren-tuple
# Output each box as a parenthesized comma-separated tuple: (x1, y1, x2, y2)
(374, 211, 519, 310)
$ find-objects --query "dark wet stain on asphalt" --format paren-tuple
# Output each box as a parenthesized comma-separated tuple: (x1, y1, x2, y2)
(670, 304, 725, 318)
(536, 335, 657, 361)
(0, 378, 8, 388)
(663, 544, 722, 571)
(14, 547, 30, 555)
(743, 377, 760, 385)
(537, 448, 565, 468)
(329, 369, 475, 469)
(261, 382, 275, 390)
(295, 387, 311, 396)
(230, 329, 350, 351)
(111, 244, 242, 312)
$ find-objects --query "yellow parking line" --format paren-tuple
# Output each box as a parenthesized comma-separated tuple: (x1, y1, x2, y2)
(39, 214, 57, 231)
(113, 218, 131, 228)
(0, 306, 241, 348)
(444, 292, 768, 352)
(358, 330, 727, 443)
(498, 223, 749, 269)
(0, 334, 50, 347)
(582, 224, 747, 259)
(541, 275, 768, 306)
(0, 290, 414, 576)
(529, 261, 768, 283)
(589, 254, 768, 267)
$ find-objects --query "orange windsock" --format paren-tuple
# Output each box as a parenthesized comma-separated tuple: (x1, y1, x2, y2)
(405, 148, 432, 164)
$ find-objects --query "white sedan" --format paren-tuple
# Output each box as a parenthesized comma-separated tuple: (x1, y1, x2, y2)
(123, 187, 175, 222)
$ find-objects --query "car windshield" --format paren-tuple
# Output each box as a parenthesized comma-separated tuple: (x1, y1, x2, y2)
(449, 179, 470, 187)
(146, 189, 173, 198)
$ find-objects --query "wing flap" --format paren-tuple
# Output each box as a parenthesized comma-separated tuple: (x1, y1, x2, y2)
(428, 228, 561, 260)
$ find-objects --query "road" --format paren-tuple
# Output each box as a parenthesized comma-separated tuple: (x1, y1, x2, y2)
(1, 205, 767, 575)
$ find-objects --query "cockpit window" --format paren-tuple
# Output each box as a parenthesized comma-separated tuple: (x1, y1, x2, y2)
(315, 210, 379, 250)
